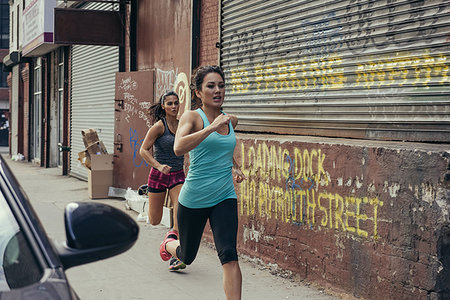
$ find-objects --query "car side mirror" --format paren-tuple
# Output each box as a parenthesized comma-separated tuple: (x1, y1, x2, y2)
(55, 202, 139, 270)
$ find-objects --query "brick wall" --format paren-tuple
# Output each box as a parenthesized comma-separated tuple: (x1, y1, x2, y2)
(232, 135, 449, 299)
(198, 0, 219, 66)
(125, 3, 130, 72)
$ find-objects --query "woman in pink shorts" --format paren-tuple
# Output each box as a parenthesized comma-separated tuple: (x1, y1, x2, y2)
(139, 90, 186, 271)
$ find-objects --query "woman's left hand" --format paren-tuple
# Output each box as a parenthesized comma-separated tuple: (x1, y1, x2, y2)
(233, 168, 247, 183)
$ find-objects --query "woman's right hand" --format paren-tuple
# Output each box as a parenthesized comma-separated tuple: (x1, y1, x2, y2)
(210, 114, 230, 132)
(158, 164, 172, 175)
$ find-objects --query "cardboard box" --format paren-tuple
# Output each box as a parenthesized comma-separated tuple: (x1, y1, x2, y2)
(81, 128, 100, 148)
(88, 154, 114, 199)
(86, 140, 108, 155)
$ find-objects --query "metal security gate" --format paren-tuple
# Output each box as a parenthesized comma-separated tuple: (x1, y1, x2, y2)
(69, 2, 119, 180)
(220, 0, 450, 142)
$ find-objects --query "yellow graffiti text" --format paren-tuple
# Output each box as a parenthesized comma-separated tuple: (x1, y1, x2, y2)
(239, 142, 384, 240)
(229, 51, 448, 93)
(240, 142, 328, 188)
(240, 179, 384, 240)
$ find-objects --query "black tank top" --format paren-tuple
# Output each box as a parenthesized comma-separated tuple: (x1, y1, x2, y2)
(153, 118, 184, 171)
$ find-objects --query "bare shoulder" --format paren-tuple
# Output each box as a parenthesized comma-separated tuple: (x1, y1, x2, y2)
(180, 110, 199, 121)
(149, 119, 164, 136)
(228, 113, 238, 128)
(142, 119, 164, 148)
(179, 110, 203, 132)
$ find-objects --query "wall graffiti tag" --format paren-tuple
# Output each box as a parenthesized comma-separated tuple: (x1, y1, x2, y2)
(129, 128, 148, 168)
(224, 0, 448, 94)
(155, 68, 179, 99)
(230, 51, 448, 94)
(156, 68, 191, 114)
(117, 69, 190, 170)
(118, 76, 152, 128)
(239, 141, 384, 240)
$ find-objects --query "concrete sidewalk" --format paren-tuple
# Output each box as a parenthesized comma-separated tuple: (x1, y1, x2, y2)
(3, 154, 339, 300)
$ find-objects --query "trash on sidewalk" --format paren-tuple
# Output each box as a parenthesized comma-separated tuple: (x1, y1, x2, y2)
(124, 187, 148, 222)
(124, 186, 173, 227)
(162, 190, 173, 228)
(77, 151, 91, 169)
(78, 128, 113, 199)
(108, 186, 127, 199)
(11, 153, 24, 161)
(81, 128, 100, 148)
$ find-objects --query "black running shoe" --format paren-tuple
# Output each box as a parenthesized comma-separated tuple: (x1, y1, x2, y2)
(169, 257, 186, 271)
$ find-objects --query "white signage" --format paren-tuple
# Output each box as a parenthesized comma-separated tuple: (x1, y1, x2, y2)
(22, 0, 56, 55)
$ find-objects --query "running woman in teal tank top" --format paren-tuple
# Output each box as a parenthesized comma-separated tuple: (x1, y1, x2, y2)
(177, 107, 237, 208)
(159, 66, 246, 300)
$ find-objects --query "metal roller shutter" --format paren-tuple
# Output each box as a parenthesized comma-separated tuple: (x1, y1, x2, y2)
(220, 0, 450, 142)
(69, 2, 119, 180)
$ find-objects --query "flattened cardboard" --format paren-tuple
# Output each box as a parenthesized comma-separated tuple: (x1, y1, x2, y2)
(78, 150, 91, 169)
(81, 128, 100, 148)
(86, 141, 108, 155)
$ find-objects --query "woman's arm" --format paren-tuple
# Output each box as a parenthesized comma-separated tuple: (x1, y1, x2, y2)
(232, 155, 246, 183)
(174, 110, 231, 156)
(139, 121, 172, 174)
(229, 113, 238, 129)
(229, 114, 246, 183)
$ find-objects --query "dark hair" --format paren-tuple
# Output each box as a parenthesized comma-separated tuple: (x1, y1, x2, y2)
(190, 65, 225, 109)
(149, 90, 179, 122)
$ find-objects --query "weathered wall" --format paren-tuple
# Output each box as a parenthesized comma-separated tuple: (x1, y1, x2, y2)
(230, 134, 449, 299)
(198, 0, 219, 65)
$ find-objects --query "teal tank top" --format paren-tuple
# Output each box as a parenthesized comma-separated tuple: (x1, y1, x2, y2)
(178, 108, 237, 208)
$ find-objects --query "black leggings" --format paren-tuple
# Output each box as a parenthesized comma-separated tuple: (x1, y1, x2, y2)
(176, 199, 238, 265)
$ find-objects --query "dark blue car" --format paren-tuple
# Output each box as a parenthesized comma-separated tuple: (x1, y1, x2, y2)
(0, 155, 139, 299)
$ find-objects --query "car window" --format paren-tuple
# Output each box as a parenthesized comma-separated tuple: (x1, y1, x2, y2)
(0, 194, 43, 290)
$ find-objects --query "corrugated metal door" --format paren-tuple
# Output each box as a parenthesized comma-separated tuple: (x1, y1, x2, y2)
(69, 2, 119, 179)
(220, 0, 450, 142)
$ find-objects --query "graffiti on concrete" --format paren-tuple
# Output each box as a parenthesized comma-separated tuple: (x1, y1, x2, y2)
(239, 141, 384, 240)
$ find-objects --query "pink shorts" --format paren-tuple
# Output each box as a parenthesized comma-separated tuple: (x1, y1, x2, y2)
(147, 167, 185, 193)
